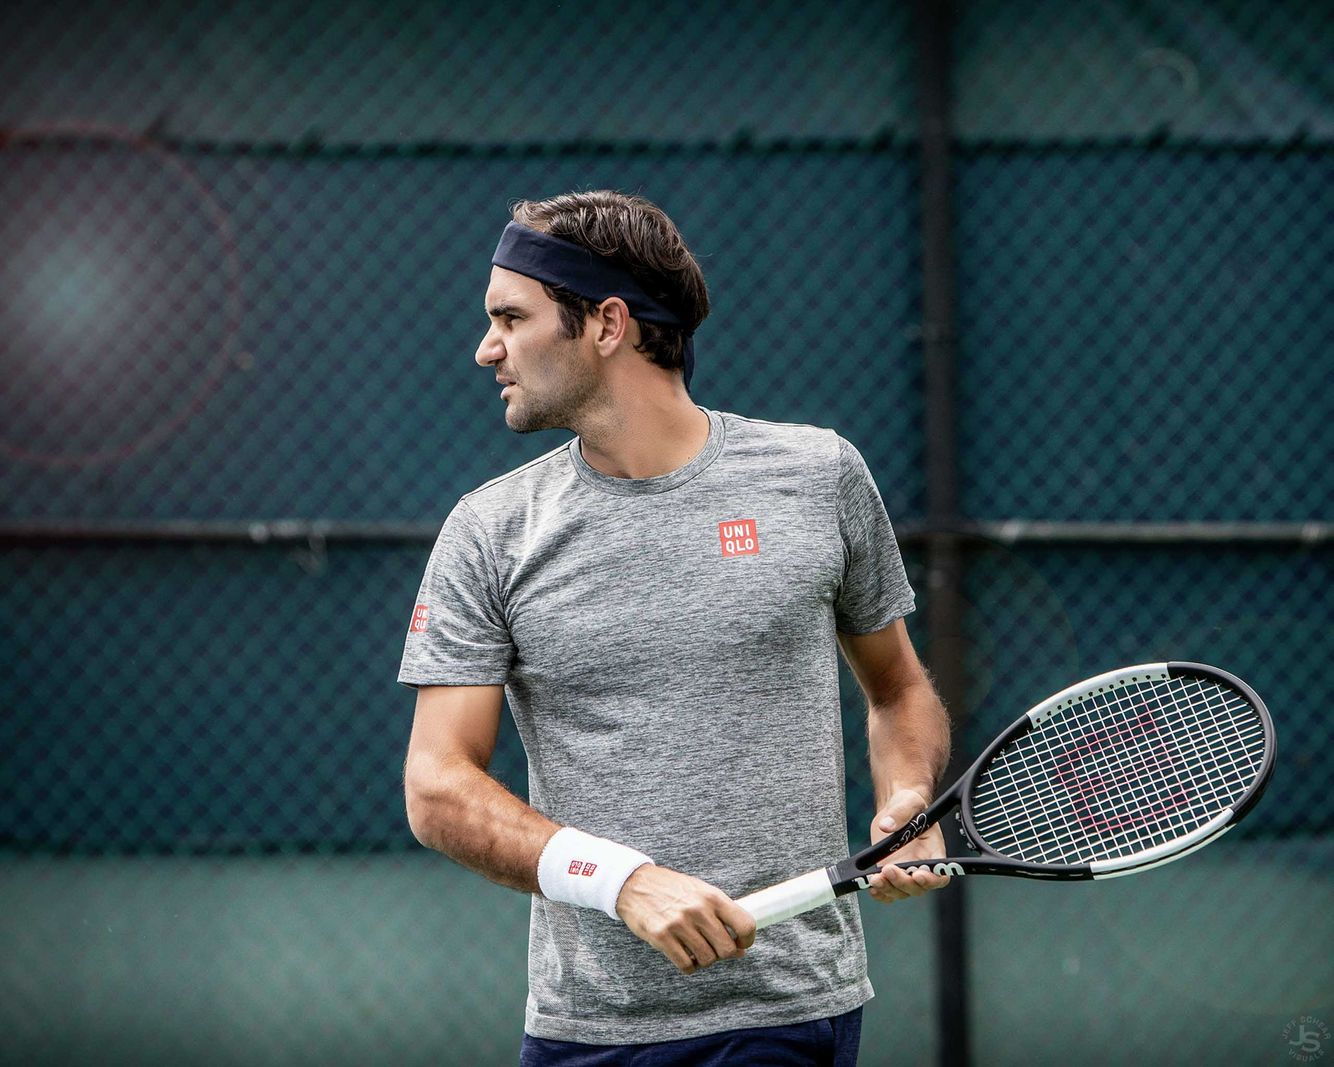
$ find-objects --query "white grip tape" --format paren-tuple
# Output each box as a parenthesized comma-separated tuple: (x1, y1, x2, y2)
(537, 827, 654, 920)
(736, 868, 836, 931)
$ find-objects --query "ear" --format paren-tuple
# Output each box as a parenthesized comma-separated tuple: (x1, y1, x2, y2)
(591, 296, 631, 353)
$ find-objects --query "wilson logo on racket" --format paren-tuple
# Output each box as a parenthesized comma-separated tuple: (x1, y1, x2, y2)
(718, 519, 759, 558)
(1057, 710, 1191, 833)
(410, 604, 430, 632)
(902, 862, 966, 878)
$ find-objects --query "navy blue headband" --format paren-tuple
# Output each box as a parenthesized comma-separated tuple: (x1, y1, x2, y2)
(492, 221, 695, 388)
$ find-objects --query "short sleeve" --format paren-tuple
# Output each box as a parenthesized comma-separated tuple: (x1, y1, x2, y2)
(397, 499, 514, 687)
(834, 437, 916, 634)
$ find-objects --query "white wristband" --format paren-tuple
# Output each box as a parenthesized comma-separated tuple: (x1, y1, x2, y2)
(536, 827, 654, 920)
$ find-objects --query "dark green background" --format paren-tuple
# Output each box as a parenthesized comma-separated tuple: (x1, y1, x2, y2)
(1, 1, 1329, 1064)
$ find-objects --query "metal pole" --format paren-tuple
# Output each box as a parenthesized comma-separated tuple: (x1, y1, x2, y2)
(914, 1, 970, 1064)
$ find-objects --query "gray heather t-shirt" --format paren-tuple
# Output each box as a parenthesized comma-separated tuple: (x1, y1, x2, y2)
(398, 407, 915, 1044)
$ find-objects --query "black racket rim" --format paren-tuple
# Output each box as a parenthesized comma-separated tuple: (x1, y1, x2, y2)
(956, 661, 1276, 873)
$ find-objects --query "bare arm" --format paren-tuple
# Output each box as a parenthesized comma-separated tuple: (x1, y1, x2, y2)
(403, 684, 557, 892)
(838, 618, 953, 902)
(843, 623, 950, 808)
(402, 683, 756, 968)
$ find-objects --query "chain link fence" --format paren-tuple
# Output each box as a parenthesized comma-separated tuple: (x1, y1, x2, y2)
(2, 1, 1330, 1064)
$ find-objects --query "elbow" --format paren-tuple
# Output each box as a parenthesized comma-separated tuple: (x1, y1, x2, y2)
(406, 787, 459, 853)
(404, 785, 438, 849)
(403, 757, 456, 851)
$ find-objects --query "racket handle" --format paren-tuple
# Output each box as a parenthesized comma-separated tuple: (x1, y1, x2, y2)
(736, 868, 835, 930)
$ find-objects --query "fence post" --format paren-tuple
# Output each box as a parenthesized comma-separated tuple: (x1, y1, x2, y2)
(914, 1, 970, 1064)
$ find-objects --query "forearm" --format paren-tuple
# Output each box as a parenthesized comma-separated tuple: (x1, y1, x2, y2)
(405, 753, 558, 893)
(866, 678, 951, 808)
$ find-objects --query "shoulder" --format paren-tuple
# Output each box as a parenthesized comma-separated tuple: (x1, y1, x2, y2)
(435, 440, 581, 552)
(714, 409, 843, 464)
(458, 439, 576, 514)
(714, 411, 872, 488)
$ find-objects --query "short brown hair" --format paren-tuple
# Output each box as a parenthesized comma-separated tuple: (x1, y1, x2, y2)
(509, 191, 709, 377)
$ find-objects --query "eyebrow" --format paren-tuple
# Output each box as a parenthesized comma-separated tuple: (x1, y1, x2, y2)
(485, 302, 526, 319)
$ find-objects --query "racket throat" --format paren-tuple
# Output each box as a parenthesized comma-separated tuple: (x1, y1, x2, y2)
(828, 857, 878, 896)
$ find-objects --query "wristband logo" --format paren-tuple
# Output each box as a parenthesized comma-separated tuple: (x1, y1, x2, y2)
(719, 519, 760, 558)
(567, 860, 598, 877)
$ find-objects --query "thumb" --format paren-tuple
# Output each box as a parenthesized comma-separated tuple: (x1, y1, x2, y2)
(876, 788, 928, 834)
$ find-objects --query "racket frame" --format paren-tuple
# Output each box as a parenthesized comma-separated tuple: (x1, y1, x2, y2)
(829, 661, 1274, 892)
(738, 661, 1275, 927)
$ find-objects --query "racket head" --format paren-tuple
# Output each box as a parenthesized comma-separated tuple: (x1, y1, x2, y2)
(957, 662, 1275, 878)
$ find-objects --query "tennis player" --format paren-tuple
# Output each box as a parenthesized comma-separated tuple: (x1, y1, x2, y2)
(400, 190, 952, 1066)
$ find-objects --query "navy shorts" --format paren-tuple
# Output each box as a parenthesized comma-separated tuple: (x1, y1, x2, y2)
(519, 1006, 863, 1066)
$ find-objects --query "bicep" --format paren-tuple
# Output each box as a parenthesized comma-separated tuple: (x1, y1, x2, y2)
(406, 684, 505, 776)
(836, 618, 930, 706)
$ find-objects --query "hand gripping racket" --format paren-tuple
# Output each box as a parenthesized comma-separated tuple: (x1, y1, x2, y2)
(737, 662, 1275, 930)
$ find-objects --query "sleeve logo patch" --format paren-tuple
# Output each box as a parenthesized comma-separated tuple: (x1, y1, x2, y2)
(718, 519, 760, 558)
(410, 604, 431, 632)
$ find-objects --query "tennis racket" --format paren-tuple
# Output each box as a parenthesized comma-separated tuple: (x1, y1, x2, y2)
(737, 661, 1275, 930)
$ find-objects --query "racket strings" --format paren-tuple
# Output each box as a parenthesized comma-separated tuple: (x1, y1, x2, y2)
(976, 680, 1238, 862)
(970, 676, 1267, 865)
(1009, 679, 1264, 862)
(994, 678, 1264, 862)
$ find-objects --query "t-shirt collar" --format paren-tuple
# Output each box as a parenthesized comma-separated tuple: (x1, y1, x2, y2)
(568, 407, 725, 496)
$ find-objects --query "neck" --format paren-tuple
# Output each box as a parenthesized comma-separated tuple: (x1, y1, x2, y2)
(573, 383, 710, 480)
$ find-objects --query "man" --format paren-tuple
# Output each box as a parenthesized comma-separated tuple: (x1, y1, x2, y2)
(400, 190, 952, 1066)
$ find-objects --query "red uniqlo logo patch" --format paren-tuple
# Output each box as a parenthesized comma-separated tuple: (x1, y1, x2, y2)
(410, 604, 431, 632)
(719, 519, 760, 558)
(568, 860, 598, 877)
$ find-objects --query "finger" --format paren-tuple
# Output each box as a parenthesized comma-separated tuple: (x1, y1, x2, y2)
(915, 869, 952, 890)
(699, 910, 745, 962)
(677, 927, 718, 972)
(899, 861, 952, 890)
(866, 870, 911, 903)
(882, 863, 950, 896)
(662, 940, 698, 974)
(717, 898, 757, 952)
(699, 922, 740, 963)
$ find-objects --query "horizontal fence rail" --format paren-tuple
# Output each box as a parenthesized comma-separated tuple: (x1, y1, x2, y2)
(1, 520, 1328, 545)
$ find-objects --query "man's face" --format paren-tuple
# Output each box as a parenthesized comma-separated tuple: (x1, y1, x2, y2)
(475, 267, 601, 433)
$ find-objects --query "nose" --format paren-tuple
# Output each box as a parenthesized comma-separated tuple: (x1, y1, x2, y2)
(475, 324, 504, 368)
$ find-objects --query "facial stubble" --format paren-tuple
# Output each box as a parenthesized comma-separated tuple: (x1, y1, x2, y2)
(503, 332, 606, 435)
